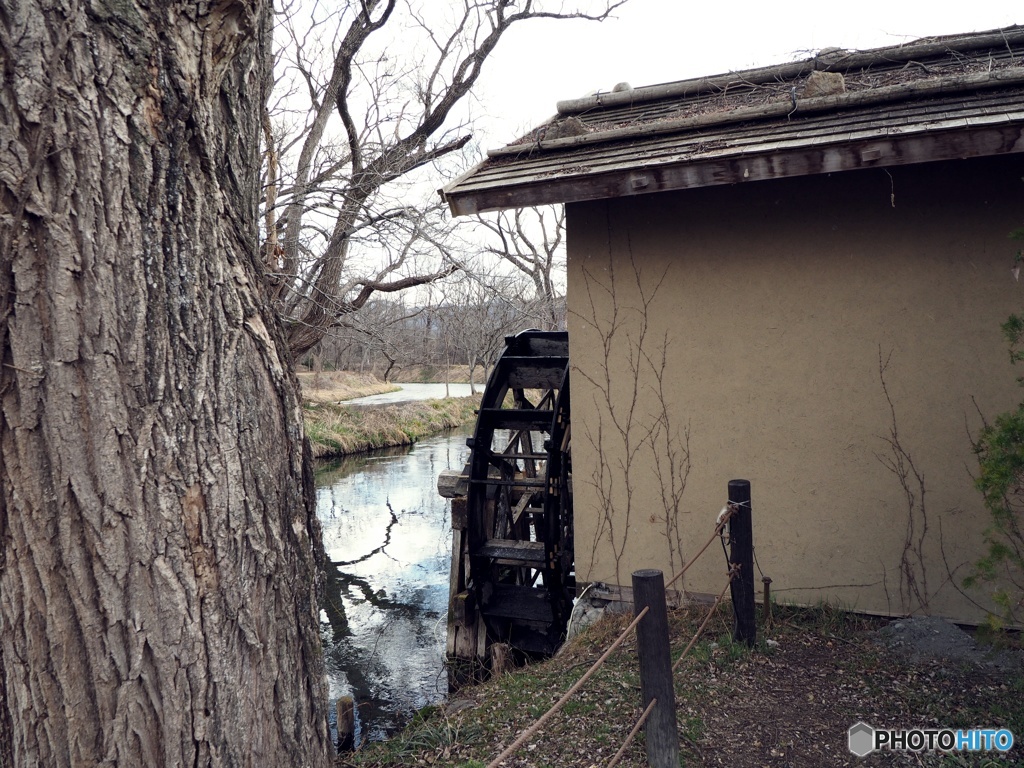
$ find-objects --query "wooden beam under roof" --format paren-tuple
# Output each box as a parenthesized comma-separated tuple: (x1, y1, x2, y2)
(442, 121, 1024, 216)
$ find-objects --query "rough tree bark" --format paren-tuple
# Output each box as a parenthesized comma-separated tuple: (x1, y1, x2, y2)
(0, 1, 332, 766)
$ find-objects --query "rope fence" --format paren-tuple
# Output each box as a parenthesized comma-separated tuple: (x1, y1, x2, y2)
(672, 566, 739, 673)
(606, 697, 657, 768)
(485, 480, 757, 767)
(485, 606, 651, 768)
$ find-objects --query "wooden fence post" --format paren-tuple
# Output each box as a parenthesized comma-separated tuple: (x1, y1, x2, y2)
(336, 696, 355, 752)
(728, 479, 756, 647)
(631, 569, 680, 768)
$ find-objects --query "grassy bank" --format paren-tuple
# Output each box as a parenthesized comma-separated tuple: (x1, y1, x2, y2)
(296, 369, 480, 457)
(341, 602, 1023, 768)
(304, 397, 480, 458)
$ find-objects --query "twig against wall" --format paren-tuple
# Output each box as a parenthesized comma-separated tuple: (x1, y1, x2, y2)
(573, 229, 670, 584)
(647, 334, 692, 580)
(876, 347, 931, 613)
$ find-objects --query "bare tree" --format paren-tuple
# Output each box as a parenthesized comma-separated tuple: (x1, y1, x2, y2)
(1, 3, 330, 765)
(475, 205, 566, 330)
(438, 268, 541, 392)
(322, 296, 432, 381)
(265, 1, 626, 358)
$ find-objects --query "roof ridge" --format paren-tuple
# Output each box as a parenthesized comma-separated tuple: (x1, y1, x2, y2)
(490, 67, 1024, 159)
(554, 25, 1024, 117)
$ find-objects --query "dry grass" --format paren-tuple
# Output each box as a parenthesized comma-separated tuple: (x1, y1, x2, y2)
(390, 364, 474, 384)
(304, 397, 480, 458)
(296, 368, 482, 458)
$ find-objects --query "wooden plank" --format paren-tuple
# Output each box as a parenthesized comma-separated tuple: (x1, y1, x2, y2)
(479, 538, 546, 565)
(504, 331, 569, 358)
(445, 622, 458, 657)
(484, 584, 554, 624)
(448, 526, 464, 601)
(451, 591, 474, 627)
(505, 363, 567, 390)
(510, 488, 532, 526)
(475, 614, 488, 663)
(476, 407, 554, 430)
(493, 451, 549, 461)
(438, 469, 469, 499)
(467, 477, 546, 488)
(453, 624, 477, 659)
(450, 497, 468, 529)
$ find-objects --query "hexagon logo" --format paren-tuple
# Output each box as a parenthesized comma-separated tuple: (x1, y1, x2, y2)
(848, 721, 875, 757)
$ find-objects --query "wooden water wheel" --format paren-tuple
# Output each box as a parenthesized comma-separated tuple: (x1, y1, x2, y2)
(441, 330, 573, 675)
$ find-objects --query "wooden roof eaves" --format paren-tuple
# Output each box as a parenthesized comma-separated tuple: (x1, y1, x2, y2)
(449, 103, 1024, 198)
(488, 68, 1024, 160)
(441, 123, 1024, 215)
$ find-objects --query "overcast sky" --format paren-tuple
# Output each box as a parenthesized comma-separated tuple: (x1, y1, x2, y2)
(469, 1, 1021, 151)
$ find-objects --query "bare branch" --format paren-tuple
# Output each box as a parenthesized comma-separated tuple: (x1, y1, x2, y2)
(265, 1, 627, 357)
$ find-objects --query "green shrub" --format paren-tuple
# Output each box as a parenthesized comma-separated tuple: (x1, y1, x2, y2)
(966, 227, 1024, 627)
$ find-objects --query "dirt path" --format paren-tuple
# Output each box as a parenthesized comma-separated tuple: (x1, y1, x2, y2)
(687, 620, 1021, 767)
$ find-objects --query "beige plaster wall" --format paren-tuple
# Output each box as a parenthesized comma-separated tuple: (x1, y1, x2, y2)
(566, 154, 1024, 622)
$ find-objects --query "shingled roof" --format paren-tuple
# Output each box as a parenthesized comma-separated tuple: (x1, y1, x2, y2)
(441, 25, 1024, 216)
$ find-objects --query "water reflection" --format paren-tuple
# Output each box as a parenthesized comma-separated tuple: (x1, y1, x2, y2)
(316, 428, 470, 745)
(346, 382, 476, 405)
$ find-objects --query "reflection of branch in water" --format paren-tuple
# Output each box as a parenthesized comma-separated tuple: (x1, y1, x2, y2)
(322, 565, 352, 641)
(321, 560, 418, 641)
(333, 500, 400, 567)
(368, 614, 397, 662)
(331, 569, 418, 615)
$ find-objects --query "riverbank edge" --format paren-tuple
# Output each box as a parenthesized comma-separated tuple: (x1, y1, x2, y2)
(296, 371, 401, 404)
(303, 396, 481, 458)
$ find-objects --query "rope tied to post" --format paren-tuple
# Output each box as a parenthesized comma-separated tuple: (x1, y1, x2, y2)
(665, 501, 738, 590)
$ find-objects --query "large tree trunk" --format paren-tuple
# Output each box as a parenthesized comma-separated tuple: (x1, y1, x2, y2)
(0, 2, 332, 766)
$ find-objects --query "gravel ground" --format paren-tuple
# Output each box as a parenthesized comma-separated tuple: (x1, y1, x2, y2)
(876, 616, 1022, 672)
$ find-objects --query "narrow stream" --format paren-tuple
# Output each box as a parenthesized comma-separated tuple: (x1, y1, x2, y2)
(346, 382, 476, 405)
(316, 427, 471, 746)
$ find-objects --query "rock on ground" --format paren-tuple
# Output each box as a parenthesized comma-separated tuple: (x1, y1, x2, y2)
(876, 616, 1022, 672)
